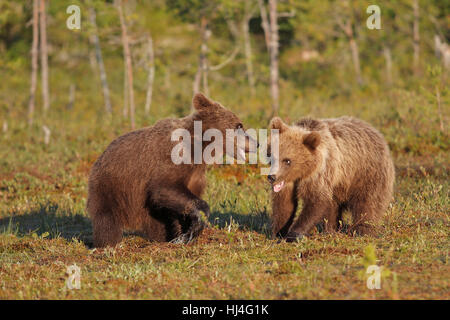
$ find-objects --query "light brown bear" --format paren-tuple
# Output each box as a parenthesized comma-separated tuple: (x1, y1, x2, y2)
(87, 93, 256, 247)
(267, 116, 395, 241)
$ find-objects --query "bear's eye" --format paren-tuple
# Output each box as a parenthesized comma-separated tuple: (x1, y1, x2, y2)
(283, 159, 291, 166)
(236, 123, 243, 130)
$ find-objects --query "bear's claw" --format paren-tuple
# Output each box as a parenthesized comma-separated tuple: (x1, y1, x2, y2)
(170, 219, 207, 244)
(285, 232, 304, 243)
(170, 232, 194, 244)
(197, 200, 210, 217)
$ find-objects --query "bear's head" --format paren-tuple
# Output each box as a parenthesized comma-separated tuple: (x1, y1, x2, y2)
(192, 93, 258, 160)
(267, 117, 323, 192)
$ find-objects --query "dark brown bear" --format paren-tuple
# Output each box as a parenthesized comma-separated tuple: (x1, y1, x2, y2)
(267, 116, 395, 241)
(87, 93, 256, 247)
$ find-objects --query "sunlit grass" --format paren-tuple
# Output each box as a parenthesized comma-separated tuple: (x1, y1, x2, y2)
(0, 149, 448, 299)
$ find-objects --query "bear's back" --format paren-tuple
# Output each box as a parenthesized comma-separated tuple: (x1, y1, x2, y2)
(88, 117, 189, 190)
(322, 116, 388, 152)
(295, 116, 387, 152)
(295, 116, 393, 185)
(93, 118, 183, 167)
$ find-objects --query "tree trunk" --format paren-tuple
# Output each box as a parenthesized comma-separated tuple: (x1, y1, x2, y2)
(117, 0, 135, 129)
(349, 37, 362, 85)
(123, 59, 129, 118)
(201, 17, 210, 96)
(257, 0, 271, 51)
(339, 18, 363, 85)
(243, 1, 255, 95)
(383, 46, 393, 87)
(268, 0, 279, 115)
(67, 84, 75, 109)
(258, 0, 280, 114)
(88, 46, 98, 71)
(193, 16, 210, 96)
(193, 65, 201, 96)
(28, 0, 39, 126)
(144, 34, 155, 115)
(42, 125, 51, 145)
(434, 35, 450, 70)
(413, 0, 420, 76)
(436, 87, 444, 133)
(39, 0, 49, 112)
(89, 7, 112, 114)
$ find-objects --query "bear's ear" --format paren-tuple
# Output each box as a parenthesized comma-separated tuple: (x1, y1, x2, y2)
(193, 93, 214, 110)
(270, 117, 288, 133)
(303, 132, 321, 150)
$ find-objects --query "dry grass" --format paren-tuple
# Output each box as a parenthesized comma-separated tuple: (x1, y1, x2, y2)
(0, 153, 448, 299)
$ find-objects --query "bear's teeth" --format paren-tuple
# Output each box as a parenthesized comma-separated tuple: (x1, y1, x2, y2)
(273, 181, 285, 193)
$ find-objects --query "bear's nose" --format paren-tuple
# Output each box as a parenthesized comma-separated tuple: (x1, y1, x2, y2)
(268, 175, 276, 183)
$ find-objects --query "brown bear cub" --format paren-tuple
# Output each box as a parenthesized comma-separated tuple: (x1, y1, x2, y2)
(267, 116, 395, 242)
(87, 93, 255, 247)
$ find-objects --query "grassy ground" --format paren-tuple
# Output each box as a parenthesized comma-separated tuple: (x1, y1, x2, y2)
(0, 83, 448, 299)
(1, 0, 448, 300)
(0, 137, 448, 299)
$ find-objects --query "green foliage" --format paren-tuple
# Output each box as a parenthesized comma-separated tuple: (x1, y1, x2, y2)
(362, 244, 377, 268)
(0, 0, 448, 300)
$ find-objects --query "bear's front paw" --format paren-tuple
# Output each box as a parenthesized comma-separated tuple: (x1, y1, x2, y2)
(170, 214, 207, 244)
(285, 231, 304, 243)
(169, 234, 190, 244)
(196, 200, 210, 217)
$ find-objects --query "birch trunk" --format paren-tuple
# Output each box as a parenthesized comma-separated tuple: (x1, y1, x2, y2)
(383, 46, 393, 87)
(243, 1, 255, 95)
(257, 0, 271, 50)
(201, 17, 210, 96)
(28, 0, 39, 125)
(413, 0, 420, 76)
(42, 125, 51, 145)
(268, 0, 279, 115)
(144, 34, 155, 115)
(349, 36, 362, 85)
(193, 17, 209, 96)
(339, 19, 363, 85)
(67, 84, 75, 110)
(117, 0, 135, 129)
(436, 87, 444, 133)
(39, 0, 49, 112)
(123, 59, 128, 118)
(258, 0, 280, 114)
(89, 7, 112, 114)
(193, 66, 201, 96)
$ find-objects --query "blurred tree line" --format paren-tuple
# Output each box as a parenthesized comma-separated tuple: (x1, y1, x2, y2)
(0, 0, 448, 134)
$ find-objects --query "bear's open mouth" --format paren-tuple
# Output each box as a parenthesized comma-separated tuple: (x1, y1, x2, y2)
(273, 181, 285, 193)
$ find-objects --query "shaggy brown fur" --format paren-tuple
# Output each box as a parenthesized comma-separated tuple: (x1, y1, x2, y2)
(87, 93, 254, 247)
(268, 116, 395, 241)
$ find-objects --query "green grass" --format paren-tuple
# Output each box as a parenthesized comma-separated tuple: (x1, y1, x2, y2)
(1, 0, 448, 300)
(0, 148, 448, 299)
(0, 71, 448, 299)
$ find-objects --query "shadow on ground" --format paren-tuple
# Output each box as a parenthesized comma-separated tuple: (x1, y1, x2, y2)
(0, 203, 93, 246)
(0, 203, 273, 246)
(208, 210, 272, 237)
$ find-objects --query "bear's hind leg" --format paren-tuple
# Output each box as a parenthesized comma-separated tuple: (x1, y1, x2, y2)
(335, 203, 347, 232)
(92, 212, 123, 248)
(348, 199, 383, 236)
